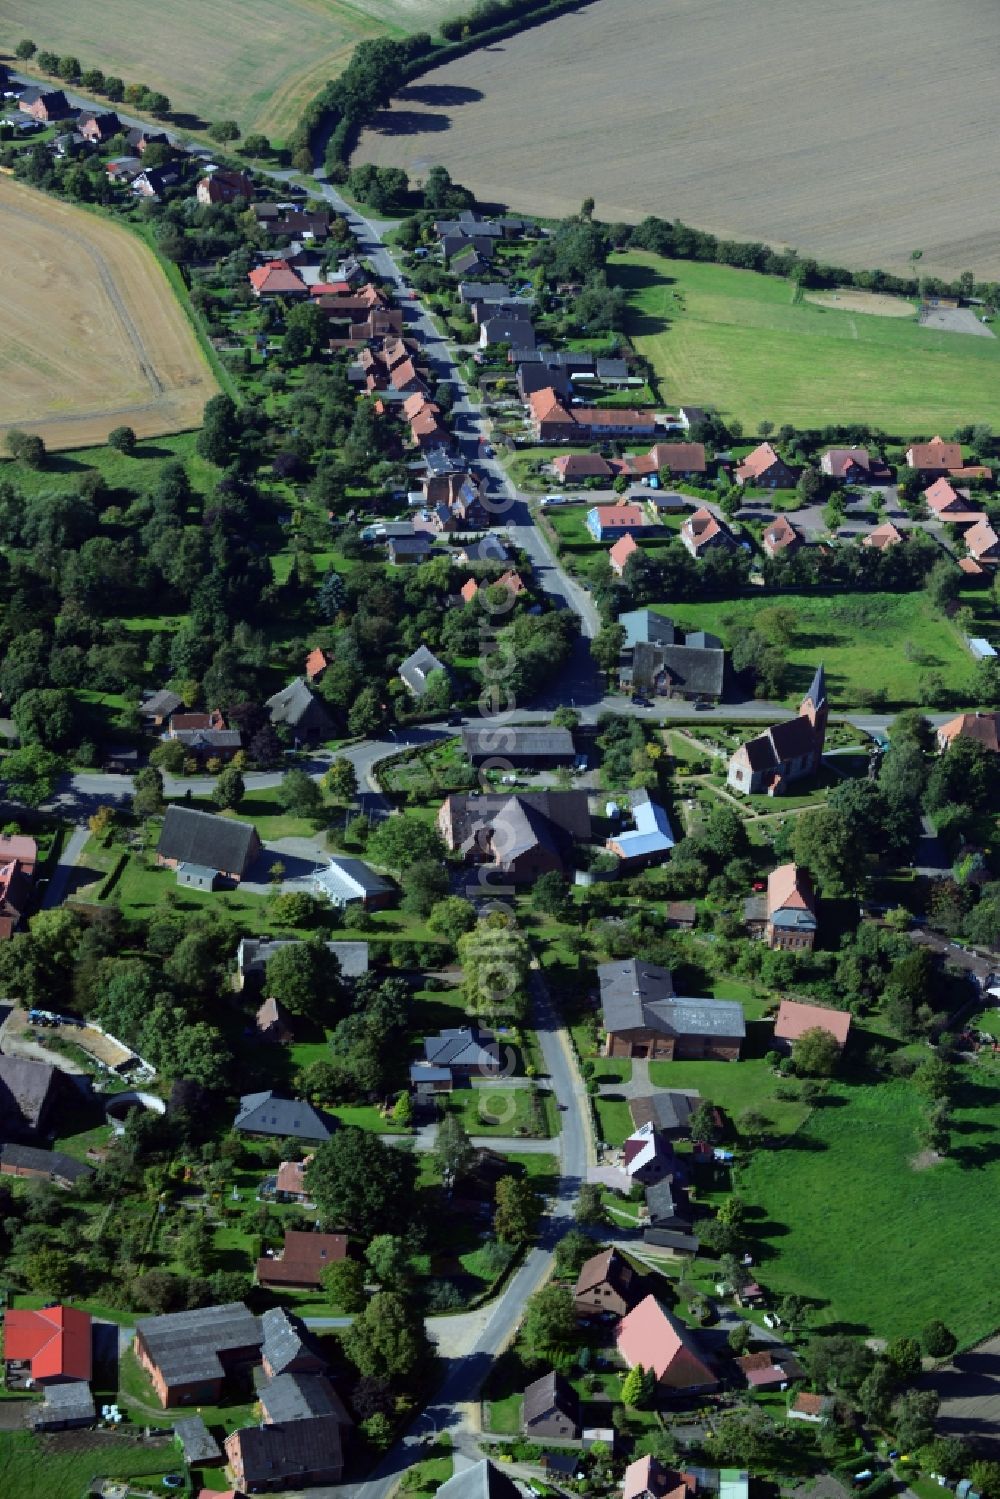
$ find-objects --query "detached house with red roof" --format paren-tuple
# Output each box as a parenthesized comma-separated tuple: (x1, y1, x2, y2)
(617, 1295, 717, 1392)
(248, 260, 308, 299)
(922, 478, 984, 523)
(774, 998, 851, 1053)
(587, 503, 648, 541)
(529, 387, 579, 442)
(936, 711, 1000, 755)
(680, 507, 734, 558)
(4, 1306, 92, 1385)
(758, 865, 818, 951)
(864, 520, 904, 550)
(905, 436, 963, 476)
(609, 533, 639, 576)
(762, 513, 803, 559)
(623, 1458, 695, 1499)
(964, 516, 1000, 566)
(728, 665, 827, 795)
(820, 448, 890, 484)
(736, 442, 796, 488)
(197, 169, 253, 206)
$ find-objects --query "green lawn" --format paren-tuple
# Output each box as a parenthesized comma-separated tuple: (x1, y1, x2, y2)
(648, 1057, 811, 1137)
(594, 1094, 634, 1148)
(0, 1430, 177, 1498)
(450, 1084, 555, 1137)
(740, 1072, 1000, 1343)
(612, 250, 1000, 432)
(650, 592, 976, 709)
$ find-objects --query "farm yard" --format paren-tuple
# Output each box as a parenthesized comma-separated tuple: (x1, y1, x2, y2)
(610, 251, 1000, 431)
(0, 0, 465, 141)
(353, 0, 1000, 280)
(0, 176, 217, 451)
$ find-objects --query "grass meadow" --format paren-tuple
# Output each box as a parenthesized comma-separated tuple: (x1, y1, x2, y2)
(740, 1072, 1000, 1344)
(612, 251, 1000, 431)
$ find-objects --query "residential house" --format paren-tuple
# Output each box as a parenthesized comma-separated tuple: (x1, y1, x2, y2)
(388, 535, 434, 565)
(77, 110, 121, 144)
(451, 247, 494, 279)
(254, 204, 331, 240)
(233, 1092, 336, 1142)
(623, 1457, 695, 1499)
(0, 1143, 93, 1189)
(573, 1246, 641, 1316)
(645, 1171, 693, 1233)
(905, 437, 964, 476)
(0, 1057, 62, 1139)
(169, 724, 242, 764)
(575, 406, 657, 439)
(134, 1302, 262, 1408)
(413, 1028, 499, 1089)
(175, 1414, 224, 1467)
(480, 317, 535, 349)
(586, 503, 648, 541)
(19, 88, 71, 121)
(272, 1159, 314, 1207)
(600, 959, 744, 1061)
(126, 126, 170, 155)
(3, 1306, 92, 1384)
(248, 260, 309, 299)
(529, 388, 579, 442)
(265, 678, 334, 745)
(863, 520, 904, 550)
(551, 453, 614, 482)
(225, 1409, 348, 1490)
(736, 1351, 804, 1391)
(461, 725, 575, 768)
(788, 1392, 834, 1423)
(456, 535, 510, 565)
(922, 478, 984, 523)
(773, 998, 851, 1054)
(256, 1231, 348, 1290)
(522, 1370, 579, 1440)
(437, 1459, 523, 1499)
(256, 996, 294, 1044)
(139, 688, 183, 726)
(606, 789, 675, 868)
(132, 164, 181, 198)
(437, 790, 590, 882)
(680, 507, 735, 558)
(398, 645, 449, 699)
(820, 448, 890, 484)
(609, 533, 639, 576)
(735, 442, 796, 488)
(619, 442, 707, 480)
(679, 406, 707, 430)
(236, 938, 368, 991)
(762, 514, 803, 559)
(0, 855, 32, 940)
(156, 805, 261, 883)
(313, 858, 394, 910)
(618, 609, 680, 650)
(617, 1295, 717, 1391)
(937, 711, 1000, 754)
(621, 637, 726, 701)
(754, 864, 818, 951)
(197, 169, 253, 205)
(964, 516, 1000, 565)
(629, 1092, 697, 1140)
(305, 647, 330, 681)
(260, 1308, 327, 1379)
(727, 665, 827, 795)
(33, 1381, 97, 1431)
(623, 1122, 677, 1186)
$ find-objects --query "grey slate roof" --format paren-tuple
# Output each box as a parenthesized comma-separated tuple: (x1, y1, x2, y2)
(136, 1302, 261, 1389)
(399, 645, 448, 697)
(459, 535, 510, 563)
(629, 1091, 696, 1135)
(443, 791, 591, 849)
(685, 630, 724, 650)
(424, 1028, 498, 1070)
(461, 725, 574, 763)
(618, 609, 678, 649)
(36, 1381, 96, 1426)
(234, 1091, 336, 1141)
(140, 688, 183, 720)
(237, 937, 369, 982)
(0, 1143, 93, 1184)
(156, 804, 258, 877)
(229, 1416, 346, 1484)
(260, 1307, 322, 1377)
(265, 678, 334, 736)
(259, 1371, 350, 1426)
(0, 1057, 59, 1132)
(438, 1459, 524, 1499)
(523, 1369, 579, 1431)
(599, 960, 745, 1040)
(174, 1414, 222, 1464)
(630, 641, 726, 697)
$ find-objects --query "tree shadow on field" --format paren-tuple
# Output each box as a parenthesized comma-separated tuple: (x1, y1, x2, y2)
(39, 453, 86, 476)
(608, 260, 675, 337)
(366, 108, 452, 137)
(397, 84, 483, 107)
(168, 111, 208, 132)
(134, 442, 172, 459)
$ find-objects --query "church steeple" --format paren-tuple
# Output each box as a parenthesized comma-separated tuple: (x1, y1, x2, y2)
(800, 663, 828, 761)
(802, 663, 826, 716)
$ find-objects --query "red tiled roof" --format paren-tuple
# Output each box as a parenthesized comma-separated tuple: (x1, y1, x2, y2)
(248, 260, 306, 295)
(965, 517, 1000, 559)
(767, 862, 814, 916)
(938, 712, 1000, 753)
(305, 648, 329, 679)
(256, 1230, 348, 1286)
(275, 1157, 311, 1195)
(552, 453, 613, 479)
(593, 503, 645, 528)
(863, 521, 904, 549)
(736, 442, 787, 482)
(609, 533, 639, 570)
(682, 506, 728, 551)
(924, 477, 968, 514)
(774, 998, 851, 1046)
(4, 1306, 92, 1381)
(529, 387, 574, 426)
(616, 1294, 715, 1388)
(573, 406, 653, 427)
(906, 437, 962, 470)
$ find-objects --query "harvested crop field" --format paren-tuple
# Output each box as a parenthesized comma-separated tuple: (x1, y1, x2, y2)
(804, 291, 915, 318)
(0, 1, 465, 141)
(612, 251, 1000, 432)
(0, 177, 217, 452)
(354, 0, 1000, 279)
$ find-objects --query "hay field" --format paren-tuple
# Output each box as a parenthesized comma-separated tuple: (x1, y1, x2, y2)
(354, 0, 1000, 279)
(0, 177, 217, 451)
(805, 290, 916, 318)
(613, 251, 1000, 432)
(0, 1, 464, 140)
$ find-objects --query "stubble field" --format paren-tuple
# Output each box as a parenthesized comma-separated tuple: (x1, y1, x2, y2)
(0, 176, 217, 451)
(354, 0, 1000, 279)
(0, 0, 465, 141)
